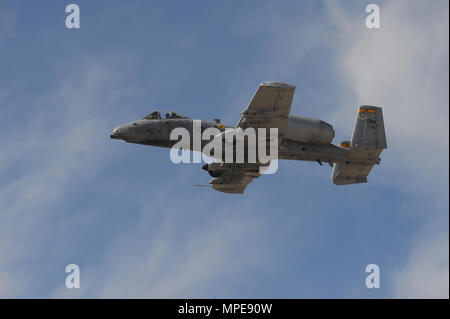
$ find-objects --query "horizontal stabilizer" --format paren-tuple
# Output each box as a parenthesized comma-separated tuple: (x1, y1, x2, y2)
(332, 106, 387, 185)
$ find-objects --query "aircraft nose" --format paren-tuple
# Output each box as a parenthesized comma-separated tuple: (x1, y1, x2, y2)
(110, 126, 121, 139)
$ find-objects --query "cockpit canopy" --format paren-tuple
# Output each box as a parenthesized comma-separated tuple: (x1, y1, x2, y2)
(142, 110, 189, 120)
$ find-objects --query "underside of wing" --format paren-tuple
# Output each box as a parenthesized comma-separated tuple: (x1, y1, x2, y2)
(208, 164, 263, 194)
(203, 82, 294, 194)
(236, 82, 296, 140)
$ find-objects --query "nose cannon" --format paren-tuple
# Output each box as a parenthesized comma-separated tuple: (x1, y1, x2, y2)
(110, 123, 131, 140)
(110, 127, 121, 139)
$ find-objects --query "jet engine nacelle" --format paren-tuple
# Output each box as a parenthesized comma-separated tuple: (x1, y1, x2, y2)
(285, 115, 335, 144)
(202, 162, 224, 178)
(201, 162, 261, 178)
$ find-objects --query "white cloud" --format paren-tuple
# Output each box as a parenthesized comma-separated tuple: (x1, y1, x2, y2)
(99, 204, 267, 298)
(0, 55, 137, 297)
(326, 0, 449, 297)
(393, 232, 449, 298)
(328, 1, 449, 183)
(0, 1, 447, 299)
(0, 51, 272, 297)
(229, 0, 450, 298)
(50, 194, 270, 298)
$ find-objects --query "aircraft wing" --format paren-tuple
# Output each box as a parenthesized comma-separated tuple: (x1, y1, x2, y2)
(236, 82, 296, 140)
(202, 82, 294, 194)
(207, 163, 264, 194)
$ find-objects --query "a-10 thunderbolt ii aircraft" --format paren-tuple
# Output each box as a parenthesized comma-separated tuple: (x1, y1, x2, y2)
(110, 82, 387, 193)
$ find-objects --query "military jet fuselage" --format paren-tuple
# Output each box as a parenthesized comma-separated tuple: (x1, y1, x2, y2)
(111, 82, 387, 193)
(110, 110, 350, 163)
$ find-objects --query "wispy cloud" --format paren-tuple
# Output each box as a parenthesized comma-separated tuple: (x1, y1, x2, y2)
(0, 54, 138, 297)
(52, 199, 270, 298)
(393, 232, 449, 298)
(0, 1, 447, 299)
(326, 0, 449, 297)
(229, 0, 449, 298)
(0, 50, 273, 297)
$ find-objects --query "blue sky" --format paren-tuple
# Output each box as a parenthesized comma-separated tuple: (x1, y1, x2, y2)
(0, 0, 448, 298)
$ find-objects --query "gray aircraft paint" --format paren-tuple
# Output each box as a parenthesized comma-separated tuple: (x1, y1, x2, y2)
(110, 82, 387, 193)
